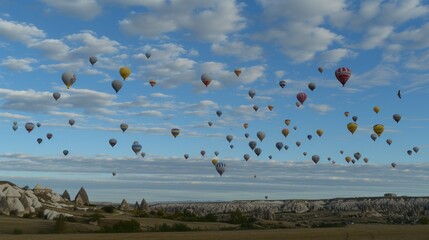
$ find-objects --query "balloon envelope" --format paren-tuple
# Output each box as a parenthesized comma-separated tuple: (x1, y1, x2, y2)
(201, 73, 212, 87)
(89, 56, 97, 65)
(256, 131, 266, 141)
(215, 162, 226, 176)
(120, 123, 128, 132)
(335, 67, 352, 86)
(109, 138, 117, 147)
(53, 92, 61, 101)
(347, 122, 358, 134)
(62, 71, 76, 89)
(119, 67, 131, 80)
(296, 92, 307, 105)
(112, 80, 123, 93)
(171, 128, 180, 138)
(25, 122, 35, 133)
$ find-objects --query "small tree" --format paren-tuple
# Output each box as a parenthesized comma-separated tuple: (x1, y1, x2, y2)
(55, 215, 68, 233)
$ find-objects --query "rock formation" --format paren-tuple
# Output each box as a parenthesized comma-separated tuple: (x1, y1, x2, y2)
(74, 187, 89, 205)
(119, 199, 129, 211)
(62, 190, 70, 201)
(134, 201, 140, 210)
(140, 198, 149, 211)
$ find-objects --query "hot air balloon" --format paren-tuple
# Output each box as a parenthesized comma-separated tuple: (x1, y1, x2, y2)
(216, 110, 222, 117)
(229, 145, 233, 150)
(208, 121, 213, 127)
(37, 138, 42, 144)
(308, 82, 316, 91)
(25, 122, 35, 133)
(215, 162, 226, 176)
(397, 90, 401, 99)
(171, 128, 180, 138)
(141, 152, 146, 158)
(253, 105, 259, 112)
(312, 155, 320, 164)
(62, 71, 76, 89)
(340, 150, 344, 154)
(211, 159, 218, 166)
(363, 157, 369, 163)
(345, 156, 351, 163)
(12, 125, 18, 131)
(275, 142, 284, 151)
(393, 114, 401, 123)
(119, 66, 131, 80)
(201, 73, 212, 87)
(120, 123, 128, 132)
(347, 122, 358, 134)
(248, 89, 256, 99)
(243, 123, 248, 129)
(413, 147, 419, 153)
(234, 68, 242, 77)
(254, 147, 262, 156)
(344, 112, 349, 117)
(256, 131, 266, 141)
(200, 150, 206, 157)
(352, 116, 358, 122)
(373, 124, 384, 137)
(296, 92, 307, 105)
(284, 145, 289, 150)
(307, 134, 312, 140)
(335, 67, 351, 86)
(303, 152, 307, 156)
(281, 128, 289, 137)
(63, 150, 69, 156)
(89, 56, 97, 65)
(145, 51, 151, 59)
(69, 119, 75, 126)
(316, 129, 323, 137)
(407, 150, 412, 156)
(244, 154, 250, 161)
(109, 138, 117, 147)
(296, 141, 301, 147)
(279, 80, 286, 88)
(373, 106, 380, 114)
(53, 92, 61, 101)
(391, 162, 396, 168)
(284, 119, 291, 126)
(249, 141, 257, 150)
(296, 102, 301, 108)
(112, 80, 123, 93)
(36, 123, 41, 128)
(244, 133, 249, 138)
(149, 79, 156, 87)
(269, 155, 272, 159)
(112, 172, 116, 176)
(370, 133, 378, 141)
(354, 152, 361, 160)
(352, 159, 356, 164)
(386, 139, 392, 145)
(131, 141, 142, 155)
(318, 66, 323, 73)
(47, 133, 53, 139)
(267, 105, 274, 111)
(184, 154, 189, 159)
(327, 157, 331, 161)
(226, 135, 233, 143)
(13, 121, 17, 125)
(293, 126, 297, 131)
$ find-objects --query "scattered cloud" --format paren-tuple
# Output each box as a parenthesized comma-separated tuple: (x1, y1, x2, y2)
(41, 0, 102, 20)
(0, 57, 37, 72)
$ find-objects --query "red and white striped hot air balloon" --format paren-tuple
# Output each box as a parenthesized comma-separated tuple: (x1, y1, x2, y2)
(335, 67, 351, 87)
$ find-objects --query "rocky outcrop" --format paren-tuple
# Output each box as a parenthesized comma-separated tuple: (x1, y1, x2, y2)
(62, 190, 70, 201)
(0, 183, 44, 216)
(134, 201, 140, 210)
(74, 187, 89, 205)
(43, 209, 73, 220)
(140, 198, 149, 211)
(119, 199, 129, 211)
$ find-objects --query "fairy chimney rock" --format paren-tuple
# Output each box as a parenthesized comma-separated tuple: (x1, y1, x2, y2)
(134, 201, 140, 210)
(74, 187, 89, 205)
(62, 190, 70, 201)
(119, 199, 129, 211)
(140, 198, 149, 211)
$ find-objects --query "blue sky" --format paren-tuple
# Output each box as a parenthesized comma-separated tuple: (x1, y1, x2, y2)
(0, 0, 428, 203)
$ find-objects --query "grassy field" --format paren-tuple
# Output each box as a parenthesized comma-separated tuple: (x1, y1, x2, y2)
(1, 224, 429, 240)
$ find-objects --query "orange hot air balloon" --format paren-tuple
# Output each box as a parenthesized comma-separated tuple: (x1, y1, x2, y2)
(234, 68, 242, 77)
(267, 105, 273, 111)
(281, 128, 289, 137)
(149, 79, 156, 87)
(347, 122, 358, 134)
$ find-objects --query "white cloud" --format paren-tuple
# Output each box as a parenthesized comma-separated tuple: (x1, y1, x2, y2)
(133, 110, 164, 117)
(211, 40, 263, 61)
(41, 0, 102, 20)
(275, 71, 284, 78)
(0, 18, 45, 44)
(308, 103, 334, 114)
(319, 48, 357, 66)
(119, 0, 246, 42)
(150, 93, 173, 98)
(0, 57, 37, 72)
(361, 26, 394, 49)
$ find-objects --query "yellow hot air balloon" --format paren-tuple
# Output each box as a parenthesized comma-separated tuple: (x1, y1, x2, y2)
(345, 156, 352, 163)
(171, 128, 180, 138)
(347, 122, 358, 134)
(211, 159, 218, 166)
(243, 123, 248, 129)
(373, 124, 384, 137)
(119, 66, 131, 80)
(281, 128, 289, 137)
(316, 129, 323, 137)
(373, 106, 380, 114)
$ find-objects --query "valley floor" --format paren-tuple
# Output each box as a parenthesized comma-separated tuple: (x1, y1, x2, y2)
(1, 224, 429, 240)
